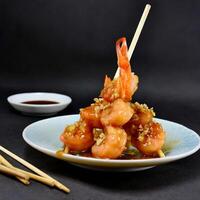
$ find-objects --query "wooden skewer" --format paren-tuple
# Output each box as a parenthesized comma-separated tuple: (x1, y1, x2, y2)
(0, 155, 54, 187)
(0, 164, 29, 180)
(114, 4, 151, 78)
(113, 4, 165, 158)
(0, 146, 70, 193)
(0, 155, 29, 185)
(158, 150, 165, 158)
(127, 4, 151, 60)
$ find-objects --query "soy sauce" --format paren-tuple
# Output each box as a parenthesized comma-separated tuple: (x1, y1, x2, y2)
(21, 100, 59, 105)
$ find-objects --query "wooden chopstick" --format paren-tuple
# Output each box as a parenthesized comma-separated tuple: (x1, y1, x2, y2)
(114, 4, 151, 78)
(0, 155, 54, 187)
(0, 164, 29, 180)
(0, 146, 70, 193)
(15, 168, 55, 187)
(0, 155, 30, 185)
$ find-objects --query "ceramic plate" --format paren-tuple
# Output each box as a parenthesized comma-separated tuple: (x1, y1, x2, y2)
(23, 115, 200, 171)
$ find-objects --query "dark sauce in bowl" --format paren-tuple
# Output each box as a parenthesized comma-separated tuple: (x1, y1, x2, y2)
(21, 100, 59, 105)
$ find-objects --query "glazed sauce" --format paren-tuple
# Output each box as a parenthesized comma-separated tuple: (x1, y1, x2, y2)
(118, 154, 152, 160)
(56, 150, 151, 160)
(162, 140, 180, 154)
(56, 139, 180, 160)
(21, 100, 59, 105)
(56, 150, 65, 158)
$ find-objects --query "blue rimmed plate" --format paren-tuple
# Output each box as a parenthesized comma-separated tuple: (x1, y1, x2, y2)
(22, 115, 200, 171)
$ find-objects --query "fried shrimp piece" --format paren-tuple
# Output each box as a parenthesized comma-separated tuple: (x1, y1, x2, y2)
(80, 98, 110, 128)
(131, 102, 155, 126)
(123, 102, 155, 145)
(100, 99, 133, 126)
(100, 37, 138, 102)
(134, 122, 165, 156)
(123, 122, 138, 147)
(60, 120, 94, 152)
(80, 106, 102, 128)
(92, 126, 127, 159)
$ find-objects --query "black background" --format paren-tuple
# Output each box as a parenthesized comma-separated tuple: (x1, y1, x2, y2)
(0, 0, 200, 200)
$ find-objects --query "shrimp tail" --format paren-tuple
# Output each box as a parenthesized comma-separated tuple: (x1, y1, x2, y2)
(116, 37, 130, 71)
(100, 37, 139, 102)
(116, 37, 134, 101)
(104, 75, 112, 88)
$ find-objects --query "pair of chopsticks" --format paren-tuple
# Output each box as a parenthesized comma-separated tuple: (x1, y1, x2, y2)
(0, 145, 70, 193)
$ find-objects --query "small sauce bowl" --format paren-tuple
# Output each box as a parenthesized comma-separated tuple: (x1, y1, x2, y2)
(7, 92, 72, 116)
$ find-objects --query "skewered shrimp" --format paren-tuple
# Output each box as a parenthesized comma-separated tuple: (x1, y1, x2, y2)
(80, 106, 102, 128)
(60, 37, 166, 159)
(123, 103, 154, 144)
(131, 102, 155, 126)
(134, 122, 165, 156)
(60, 120, 94, 152)
(92, 126, 127, 159)
(80, 98, 109, 128)
(100, 99, 133, 126)
(123, 102, 165, 156)
(100, 37, 138, 102)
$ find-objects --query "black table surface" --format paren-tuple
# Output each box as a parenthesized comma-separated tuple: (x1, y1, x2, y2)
(0, 69, 200, 200)
(1, 1, 200, 199)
